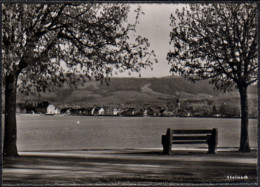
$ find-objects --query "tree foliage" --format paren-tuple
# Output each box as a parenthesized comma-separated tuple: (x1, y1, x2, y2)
(2, 3, 157, 93)
(167, 3, 257, 91)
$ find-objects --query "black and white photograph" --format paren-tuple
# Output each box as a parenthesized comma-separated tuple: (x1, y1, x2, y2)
(2, 1, 258, 186)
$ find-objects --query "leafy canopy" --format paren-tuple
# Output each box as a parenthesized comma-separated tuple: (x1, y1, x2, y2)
(167, 4, 257, 91)
(2, 3, 157, 93)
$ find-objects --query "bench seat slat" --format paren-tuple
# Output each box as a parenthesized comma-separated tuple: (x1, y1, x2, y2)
(172, 130, 212, 134)
(172, 136, 208, 141)
(172, 141, 207, 144)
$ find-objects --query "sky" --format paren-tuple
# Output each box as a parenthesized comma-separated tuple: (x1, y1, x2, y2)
(114, 4, 184, 78)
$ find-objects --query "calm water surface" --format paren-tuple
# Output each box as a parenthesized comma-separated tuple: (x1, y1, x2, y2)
(13, 115, 258, 151)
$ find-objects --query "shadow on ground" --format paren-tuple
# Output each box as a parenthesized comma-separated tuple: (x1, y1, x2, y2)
(3, 149, 257, 186)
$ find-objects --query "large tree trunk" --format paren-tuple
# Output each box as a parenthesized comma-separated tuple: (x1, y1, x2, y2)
(238, 84, 251, 152)
(3, 73, 19, 157)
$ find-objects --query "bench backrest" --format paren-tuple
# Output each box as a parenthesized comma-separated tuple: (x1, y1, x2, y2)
(172, 129, 213, 134)
(164, 128, 218, 145)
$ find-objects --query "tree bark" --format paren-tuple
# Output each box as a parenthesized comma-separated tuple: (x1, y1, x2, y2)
(238, 84, 251, 152)
(3, 73, 19, 157)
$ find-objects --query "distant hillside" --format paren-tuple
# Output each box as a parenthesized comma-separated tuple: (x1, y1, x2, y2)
(16, 76, 257, 107)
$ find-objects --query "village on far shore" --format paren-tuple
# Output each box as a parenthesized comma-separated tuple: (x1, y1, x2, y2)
(13, 99, 257, 118)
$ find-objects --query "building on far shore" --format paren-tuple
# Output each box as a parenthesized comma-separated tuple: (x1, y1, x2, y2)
(46, 104, 60, 115)
(98, 107, 105, 115)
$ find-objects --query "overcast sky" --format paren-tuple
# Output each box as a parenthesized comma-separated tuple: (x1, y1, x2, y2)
(114, 4, 184, 78)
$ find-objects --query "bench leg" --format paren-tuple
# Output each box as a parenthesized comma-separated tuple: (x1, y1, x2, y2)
(208, 142, 216, 154)
(208, 128, 217, 154)
(163, 142, 172, 155)
(162, 128, 172, 155)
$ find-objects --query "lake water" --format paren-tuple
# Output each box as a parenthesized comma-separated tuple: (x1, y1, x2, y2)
(12, 115, 258, 151)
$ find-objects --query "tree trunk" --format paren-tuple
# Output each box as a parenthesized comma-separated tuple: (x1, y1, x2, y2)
(3, 74, 19, 157)
(238, 84, 251, 152)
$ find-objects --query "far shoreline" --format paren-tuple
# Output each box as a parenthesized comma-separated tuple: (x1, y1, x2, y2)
(13, 113, 258, 120)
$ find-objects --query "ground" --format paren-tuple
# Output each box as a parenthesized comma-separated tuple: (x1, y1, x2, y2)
(3, 148, 257, 186)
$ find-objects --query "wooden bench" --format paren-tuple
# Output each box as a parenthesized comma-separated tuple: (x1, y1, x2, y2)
(161, 128, 218, 155)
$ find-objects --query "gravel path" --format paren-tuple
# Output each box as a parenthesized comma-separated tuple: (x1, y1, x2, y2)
(3, 149, 257, 186)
